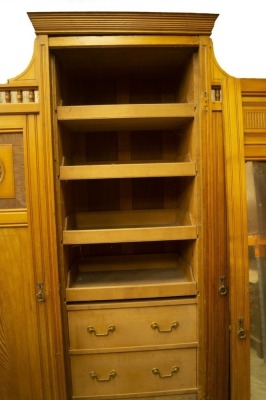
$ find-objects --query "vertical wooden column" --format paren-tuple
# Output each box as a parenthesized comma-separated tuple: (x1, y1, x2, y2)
(29, 35, 67, 400)
(199, 37, 230, 400)
(222, 76, 250, 400)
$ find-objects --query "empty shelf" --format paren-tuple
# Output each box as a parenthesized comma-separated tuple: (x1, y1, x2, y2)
(60, 161, 197, 180)
(57, 103, 194, 132)
(66, 253, 197, 301)
(63, 209, 197, 244)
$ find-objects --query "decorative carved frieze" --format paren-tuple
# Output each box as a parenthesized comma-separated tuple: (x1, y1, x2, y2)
(244, 110, 266, 130)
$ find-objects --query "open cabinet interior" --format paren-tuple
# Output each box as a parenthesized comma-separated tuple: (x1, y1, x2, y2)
(49, 40, 202, 398)
(51, 45, 200, 306)
(53, 46, 196, 105)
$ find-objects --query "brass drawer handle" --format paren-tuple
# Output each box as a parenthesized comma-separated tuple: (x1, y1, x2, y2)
(151, 321, 179, 332)
(90, 370, 117, 382)
(152, 366, 179, 378)
(87, 325, 116, 336)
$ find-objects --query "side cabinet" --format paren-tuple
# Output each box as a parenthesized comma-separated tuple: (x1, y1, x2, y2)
(0, 87, 66, 399)
(0, 115, 43, 399)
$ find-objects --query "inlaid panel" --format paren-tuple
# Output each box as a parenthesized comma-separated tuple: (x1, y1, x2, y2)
(0, 132, 25, 208)
(0, 144, 15, 198)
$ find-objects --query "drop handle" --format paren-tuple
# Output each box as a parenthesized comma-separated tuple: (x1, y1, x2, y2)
(87, 325, 116, 336)
(152, 366, 179, 378)
(151, 321, 179, 333)
(90, 370, 117, 382)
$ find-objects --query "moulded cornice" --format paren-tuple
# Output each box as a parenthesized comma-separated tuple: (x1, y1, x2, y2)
(27, 11, 218, 36)
(241, 78, 266, 97)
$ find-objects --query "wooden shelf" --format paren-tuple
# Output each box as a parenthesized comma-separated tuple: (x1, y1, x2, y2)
(60, 161, 197, 180)
(248, 234, 266, 257)
(57, 103, 194, 132)
(66, 253, 197, 301)
(63, 209, 197, 244)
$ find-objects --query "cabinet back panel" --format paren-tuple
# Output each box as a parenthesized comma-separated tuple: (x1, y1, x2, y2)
(62, 177, 195, 213)
(61, 125, 195, 165)
(85, 132, 118, 162)
(131, 131, 162, 160)
(75, 180, 120, 212)
(65, 240, 196, 264)
(52, 47, 197, 106)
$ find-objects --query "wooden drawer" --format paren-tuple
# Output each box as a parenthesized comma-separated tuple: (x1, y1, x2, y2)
(68, 301, 197, 351)
(71, 347, 197, 398)
(66, 253, 197, 302)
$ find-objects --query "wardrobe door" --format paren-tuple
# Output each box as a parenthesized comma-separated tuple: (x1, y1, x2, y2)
(246, 161, 266, 400)
(0, 227, 43, 400)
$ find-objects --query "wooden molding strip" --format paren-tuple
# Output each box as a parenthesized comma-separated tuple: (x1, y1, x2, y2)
(28, 12, 218, 36)
(241, 78, 266, 97)
(0, 209, 27, 226)
(49, 35, 199, 48)
(0, 103, 39, 115)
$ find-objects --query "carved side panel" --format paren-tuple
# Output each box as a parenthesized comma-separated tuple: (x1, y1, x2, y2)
(0, 132, 25, 208)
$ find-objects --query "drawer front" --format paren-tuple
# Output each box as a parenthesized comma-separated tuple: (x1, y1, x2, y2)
(68, 303, 197, 350)
(71, 348, 197, 397)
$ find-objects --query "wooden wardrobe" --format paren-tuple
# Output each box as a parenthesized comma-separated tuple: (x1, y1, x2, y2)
(0, 12, 250, 400)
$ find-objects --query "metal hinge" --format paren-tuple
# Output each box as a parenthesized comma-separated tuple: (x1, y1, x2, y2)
(202, 91, 209, 111)
(36, 282, 45, 302)
(237, 317, 247, 339)
(218, 276, 228, 296)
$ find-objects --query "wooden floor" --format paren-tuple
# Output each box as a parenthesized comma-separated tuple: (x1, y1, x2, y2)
(250, 347, 266, 399)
